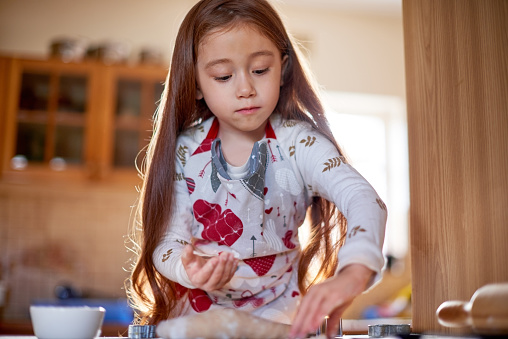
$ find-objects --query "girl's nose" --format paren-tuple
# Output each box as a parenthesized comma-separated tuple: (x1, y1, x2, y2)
(236, 74, 256, 98)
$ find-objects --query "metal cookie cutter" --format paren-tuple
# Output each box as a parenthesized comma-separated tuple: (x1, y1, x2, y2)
(128, 324, 156, 338)
(316, 317, 343, 338)
(368, 324, 411, 337)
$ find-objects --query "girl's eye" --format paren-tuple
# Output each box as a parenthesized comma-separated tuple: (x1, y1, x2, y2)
(214, 75, 232, 82)
(253, 68, 269, 75)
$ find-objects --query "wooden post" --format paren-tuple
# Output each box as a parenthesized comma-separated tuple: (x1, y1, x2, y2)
(403, 0, 508, 334)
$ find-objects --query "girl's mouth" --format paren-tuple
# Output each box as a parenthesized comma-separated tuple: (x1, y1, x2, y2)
(236, 106, 260, 114)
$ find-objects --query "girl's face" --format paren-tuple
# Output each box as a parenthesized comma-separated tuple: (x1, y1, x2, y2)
(195, 23, 286, 140)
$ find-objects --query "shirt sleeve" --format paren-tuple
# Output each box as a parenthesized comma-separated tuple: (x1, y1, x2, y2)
(292, 124, 387, 289)
(152, 158, 196, 289)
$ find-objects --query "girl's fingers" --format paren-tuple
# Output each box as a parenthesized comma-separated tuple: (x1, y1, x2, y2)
(231, 259, 238, 276)
(183, 250, 238, 291)
(291, 267, 373, 339)
(305, 297, 328, 335)
(290, 288, 325, 338)
(192, 256, 218, 286)
(222, 254, 236, 281)
(204, 254, 227, 289)
(229, 259, 239, 281)
(290, 278, 350, 338)
(325, 305, 347, 339)
(207, 253, 236, 290)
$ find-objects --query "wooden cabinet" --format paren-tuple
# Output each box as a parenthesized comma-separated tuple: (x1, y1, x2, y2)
(0, 55, 167, 180)
(403, 0, 508, 334)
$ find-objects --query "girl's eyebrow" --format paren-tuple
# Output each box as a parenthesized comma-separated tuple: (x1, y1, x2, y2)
(250, 50, 275, 59)
(204, 50, 275, 70)
(205, 58, 231, 70)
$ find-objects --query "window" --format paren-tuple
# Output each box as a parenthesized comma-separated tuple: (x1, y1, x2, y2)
(323, 91, 409, 259)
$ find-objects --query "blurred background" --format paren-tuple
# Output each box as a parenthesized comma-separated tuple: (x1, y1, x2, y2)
(0, 0, 409, 335)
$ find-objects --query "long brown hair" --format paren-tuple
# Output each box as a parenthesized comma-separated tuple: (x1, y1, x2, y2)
(127, 0, 347, 325)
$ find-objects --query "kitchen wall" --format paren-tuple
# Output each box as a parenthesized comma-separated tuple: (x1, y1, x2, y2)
(0, 0, 406, 322)
(0, 0, 405, 97)
(0, 177, 139, 320)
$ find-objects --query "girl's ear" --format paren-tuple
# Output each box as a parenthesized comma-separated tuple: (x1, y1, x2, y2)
(196, 86, 204, 100)
(280, 54, 289, 86)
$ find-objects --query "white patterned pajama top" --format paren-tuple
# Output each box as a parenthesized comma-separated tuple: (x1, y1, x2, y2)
(153, 114, 387, 324)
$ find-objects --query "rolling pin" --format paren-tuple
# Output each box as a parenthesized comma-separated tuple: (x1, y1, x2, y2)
(436, 283, 508, 334)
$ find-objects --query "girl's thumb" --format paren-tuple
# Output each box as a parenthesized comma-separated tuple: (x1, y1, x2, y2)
(181, 244, 195, 265)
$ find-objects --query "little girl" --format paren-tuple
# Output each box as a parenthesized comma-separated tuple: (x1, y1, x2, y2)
(128, 0, 387, 338)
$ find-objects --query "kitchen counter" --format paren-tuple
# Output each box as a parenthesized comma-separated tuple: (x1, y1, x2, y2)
(0, 321, 128, 337)
(0, 336, 492, 339)
(0, 338, 132, 339)
(0, 318, 412, 338)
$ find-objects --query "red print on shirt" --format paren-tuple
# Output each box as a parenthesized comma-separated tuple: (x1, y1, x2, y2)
(282, 230, 296, 249)
(243, 255, 276, 276)
(233, 290, 264, 308)
(188, 288, 212, 313)
(193, 199, 243, 246)
(174, 284, 212, 312)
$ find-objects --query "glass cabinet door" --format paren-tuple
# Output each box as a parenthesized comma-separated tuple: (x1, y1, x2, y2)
(113, 78, 163, 168)
(1, 57, 168, 179)
(55, 75, 87, 164)
(16, 73, 51, 163)
(15, 70, 88, 170)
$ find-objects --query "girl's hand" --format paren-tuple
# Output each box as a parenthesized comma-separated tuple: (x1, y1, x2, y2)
(289, 264, 375, 339)
(181, 244, 238, 292)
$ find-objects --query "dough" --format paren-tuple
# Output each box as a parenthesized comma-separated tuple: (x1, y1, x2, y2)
(156, 308, 291, 339)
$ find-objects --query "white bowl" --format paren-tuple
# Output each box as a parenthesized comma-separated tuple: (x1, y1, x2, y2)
(30, 305, 105, 339)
